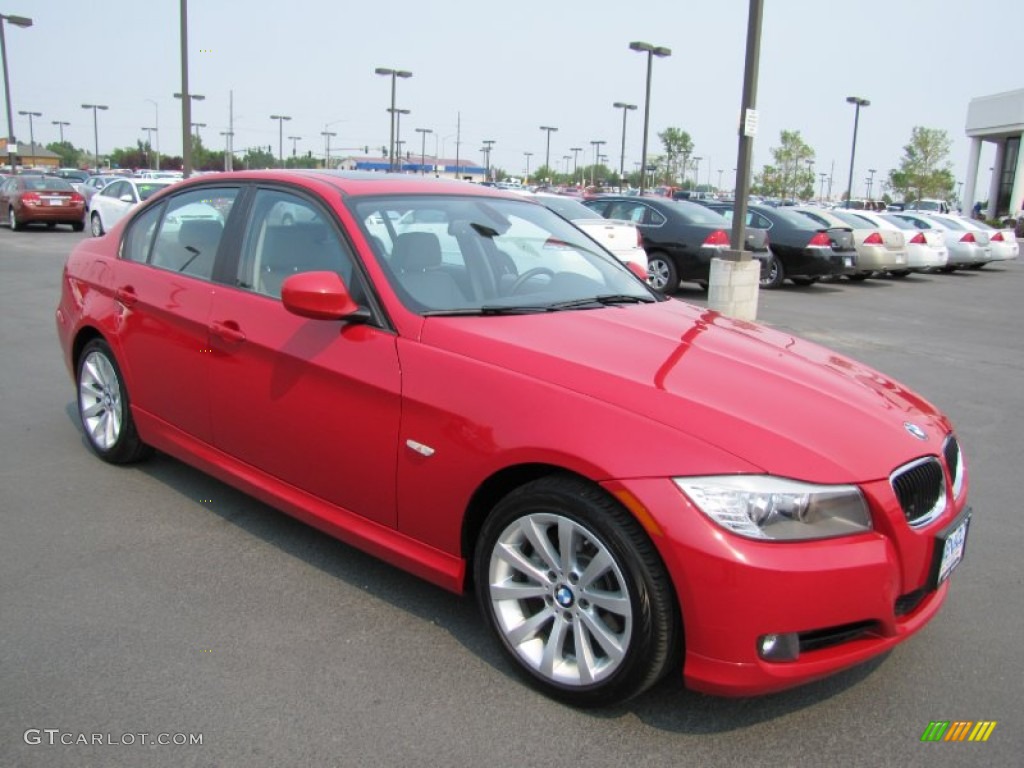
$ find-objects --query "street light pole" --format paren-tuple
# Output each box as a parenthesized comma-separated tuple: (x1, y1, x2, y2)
(321, 129, 336, 169)
(17, 110, 39, 162)
(523, 152, 532, 184)
(80, 104, 108, 173)
(142, 127, 157, 169)
(1, 13, 33, 173)
(539, 125, 557, 173)
(288, 135, 301, 157)
(219, 130, 233, 172)
(482, 139, 496, 181)
(270, 115, 291, 168)
(375, 67, 412, 171)
(173, 91, 204, 176)
(570, 147, 582, 186)
(629, 41, 672, 196)
(613, 102, 637, 186)
(388, 108, 410, 171)
(845, 96, 870, 207)
(867, 168, 877, 200)
(590, 140, 606, 187)
(415, 127, 432, 175)
(145, 98, 159, 169)
(819, 172, 827, 203)
(52, 119, 69, 145)
(692, 156, 702, 192)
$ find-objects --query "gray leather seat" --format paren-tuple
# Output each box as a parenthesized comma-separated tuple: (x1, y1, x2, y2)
(392, 232, 465, 309)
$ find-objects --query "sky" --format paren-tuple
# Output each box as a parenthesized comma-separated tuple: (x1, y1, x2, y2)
(2, 0, 1018, 197)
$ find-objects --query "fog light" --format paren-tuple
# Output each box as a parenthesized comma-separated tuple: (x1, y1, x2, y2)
(758, 632, 800, 662)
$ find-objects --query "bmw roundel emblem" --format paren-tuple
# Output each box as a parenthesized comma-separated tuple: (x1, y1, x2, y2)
(904, 422, 928, 441)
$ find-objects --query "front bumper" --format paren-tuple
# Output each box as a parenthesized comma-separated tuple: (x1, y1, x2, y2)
(603, 473, 968, 697)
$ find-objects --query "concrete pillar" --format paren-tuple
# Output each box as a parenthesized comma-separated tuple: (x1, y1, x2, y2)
(707, 257, 760, 321)
(1010, 133, 1024, 217)
(961, 137, 983, 216)
(987, 139, 1005, 219)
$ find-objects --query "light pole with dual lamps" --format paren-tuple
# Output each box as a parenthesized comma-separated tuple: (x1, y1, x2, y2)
(1, 12, 33, 172)
(692, 156, 702, 192)
(844, 96, 870, 206)
(52, 119, 69, 144)
(523, 152, 532, 184)
(612, 101, 636, 186)
(173, 92, 204, 177)
(269, 114, 291, 168)
(539, 125, 557, 173)
(80, 104, 108, 172)
(570, 146, 583, 186)
(145, 98, 159, 168)
(866, 168, 877, 200)
(17, 109, 39, 164)
(142, 127, 157, 169)
(388, 108, 410, 170)
(590, 140, 606, 186)
(482, 139, 496, 181)
(415, 127, 432, 174)
(629, 41, 671, 196)
(288, 135, 301, 157)
(375, 67, 412, 171)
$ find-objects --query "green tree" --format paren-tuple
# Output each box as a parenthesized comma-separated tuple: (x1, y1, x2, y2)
(761, 130, 815, 199)
(531, 164, 555, 184)
(109, 140, 151, 171)
(241, 146, 276, 170)
(46, 141, 83, 168)
(888, 127, 955, 203)
(657, 127, 694, 185)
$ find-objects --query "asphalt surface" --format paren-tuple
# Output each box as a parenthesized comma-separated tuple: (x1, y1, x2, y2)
(1, 226, 1021, 768)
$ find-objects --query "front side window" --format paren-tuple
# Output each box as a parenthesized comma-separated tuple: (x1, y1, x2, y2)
(149, 187, 237, 280)
(237, 188, 358, 299)
(101, 181, 125, 199)
(122, 204, 164, 263)
(351, 195, 656, 315)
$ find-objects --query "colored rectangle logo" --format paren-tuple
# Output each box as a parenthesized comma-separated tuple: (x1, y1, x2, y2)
(921, 721, 996, 742)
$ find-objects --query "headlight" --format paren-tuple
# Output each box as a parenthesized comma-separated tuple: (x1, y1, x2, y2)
(674, 476, 872, 541)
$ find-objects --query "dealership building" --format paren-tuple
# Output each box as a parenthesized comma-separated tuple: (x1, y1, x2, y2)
(962, 88, 1024, 218)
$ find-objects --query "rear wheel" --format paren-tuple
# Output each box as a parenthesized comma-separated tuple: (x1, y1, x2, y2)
(846, 273, 870, 282)
(46, 221, 57, 229)
(967, 263, 986, 270)
(90, 212, 104, 237)
(9, 206, 23, 230)
(475, 475, 679, 707)
(887, 270, 911, 278)
(77, 339, 152, 464)
(760, 253, 785, 289)
(646, 252, 678, 295)
(791, 276, 819, 286)
(71, 221, 85, 232)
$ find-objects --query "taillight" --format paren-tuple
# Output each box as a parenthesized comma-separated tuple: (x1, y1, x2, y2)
(909, 232, 927, 245)
(991, 231, 1004, 242)
(70, 192, 84, 204)
(864, 232, 883, 245)
(808, 232, 831, 247)
(21, 192, 41, 205)
(960, 232, 976, 243)
(703, 229, 730, 247)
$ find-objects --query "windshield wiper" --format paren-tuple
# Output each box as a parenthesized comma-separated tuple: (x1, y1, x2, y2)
(421, 305, 558, 316)
(547, 294, 656, 310)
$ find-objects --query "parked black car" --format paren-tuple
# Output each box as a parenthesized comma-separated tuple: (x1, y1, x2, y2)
(582, 196, 758, 293)
(701, 202, 852, 288)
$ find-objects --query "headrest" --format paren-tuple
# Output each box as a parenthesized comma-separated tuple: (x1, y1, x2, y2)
(393, 231, 442, 271)
(178, 219, 223, 249)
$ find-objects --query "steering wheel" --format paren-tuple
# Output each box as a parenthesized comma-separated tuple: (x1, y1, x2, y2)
(509, 267, 555, 294)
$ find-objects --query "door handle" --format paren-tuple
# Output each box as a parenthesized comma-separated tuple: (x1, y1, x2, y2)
(114, 286, 137, 307)
(210, 321, 246, 344)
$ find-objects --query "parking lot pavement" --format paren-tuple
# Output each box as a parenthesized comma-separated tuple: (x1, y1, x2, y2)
(2, 228, 1021, 767)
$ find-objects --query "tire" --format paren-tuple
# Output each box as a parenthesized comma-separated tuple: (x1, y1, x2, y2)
(475, 475, 679, 707)
(9, 206, 24, 231)
(760, 253, 785, 289)
(645, 252, 679, 295)
(790, 276, 819, 286)
(46, 221, 57, 229)
(90, 212, 104, 237)
(71, 221, 85, 232)
(77, 339, 152, 464)
(846, 273, 870, 282)
(967, 263, 986, 270)
(887, 270, 911, 278)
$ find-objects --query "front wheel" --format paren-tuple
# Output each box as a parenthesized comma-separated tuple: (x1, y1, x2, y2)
(646, 252, 679, 295)
(760, 253, 785, 289)
(475, 475, 679, 707)
(77, 339, 152, 464)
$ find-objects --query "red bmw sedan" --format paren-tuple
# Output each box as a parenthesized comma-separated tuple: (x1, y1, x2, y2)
(55, 171, 970, 706)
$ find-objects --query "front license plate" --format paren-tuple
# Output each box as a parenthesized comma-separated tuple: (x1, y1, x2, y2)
(931, 509, 971, 588)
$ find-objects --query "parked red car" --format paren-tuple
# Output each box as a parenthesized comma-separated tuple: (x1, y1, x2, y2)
(56, 171, 970, 706)
(1, 175, 85, 231)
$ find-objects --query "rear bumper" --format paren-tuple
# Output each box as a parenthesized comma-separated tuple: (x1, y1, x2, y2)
(16, 203, 85, 223)
(784, 246, 851, 277)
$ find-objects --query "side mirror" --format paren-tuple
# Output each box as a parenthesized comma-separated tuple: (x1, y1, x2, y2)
(281, 270, 370, 322)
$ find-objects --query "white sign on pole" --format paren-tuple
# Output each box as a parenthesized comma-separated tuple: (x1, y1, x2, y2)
(743, 109, 759, 138)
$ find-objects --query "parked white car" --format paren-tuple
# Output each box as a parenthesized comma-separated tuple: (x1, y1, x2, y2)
(890, 212, 991, 269)
(792, 206, 907, 277)
(958, 219, 1018, 263)
(879, 214, 948, 271)
(89, 178, 175, 236)
(530, 193, 648, 274)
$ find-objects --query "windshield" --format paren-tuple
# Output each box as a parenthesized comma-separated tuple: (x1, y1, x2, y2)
(137, 182, 171, 200)
(350, 195, 656, 315)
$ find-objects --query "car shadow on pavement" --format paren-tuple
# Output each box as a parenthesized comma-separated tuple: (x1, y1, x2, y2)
(62, 400, 892, 732)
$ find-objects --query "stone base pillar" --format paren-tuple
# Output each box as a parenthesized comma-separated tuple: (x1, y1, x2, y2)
(707, 255, 760, 321)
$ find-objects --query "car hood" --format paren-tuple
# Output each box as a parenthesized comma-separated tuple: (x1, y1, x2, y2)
(420, 300, 949, 483)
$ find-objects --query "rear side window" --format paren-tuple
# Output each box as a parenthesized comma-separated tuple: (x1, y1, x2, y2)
(149, 188, 237, 280)
(121, 204, 164, 263)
